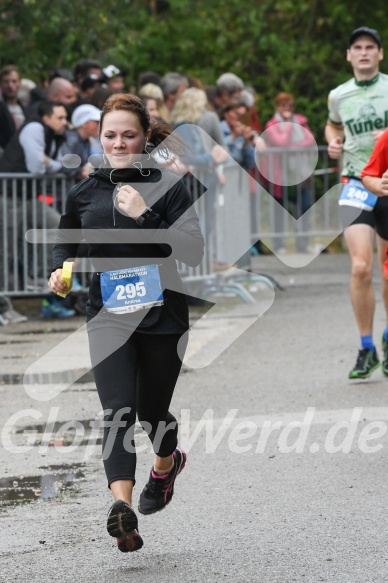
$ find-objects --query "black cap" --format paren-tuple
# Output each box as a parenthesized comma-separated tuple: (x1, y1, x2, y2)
(349, 27, 382, 48)
(48, 68, 74, 83)
(81, 74, 103, 92)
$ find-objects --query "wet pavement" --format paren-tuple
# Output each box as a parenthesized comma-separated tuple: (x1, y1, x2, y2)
(0, 465, 85, 507)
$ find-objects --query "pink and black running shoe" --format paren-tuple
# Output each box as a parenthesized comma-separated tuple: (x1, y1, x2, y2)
(107, 499, 143, 553)
(138, 446, 186, 515)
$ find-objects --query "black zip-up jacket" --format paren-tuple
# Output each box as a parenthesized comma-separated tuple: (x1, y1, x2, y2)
(53, 163, 204, 332)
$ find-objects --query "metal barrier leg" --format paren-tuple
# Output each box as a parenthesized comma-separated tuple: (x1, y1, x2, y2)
(227, 273, 279, 291)
(202, 281, 256, 304)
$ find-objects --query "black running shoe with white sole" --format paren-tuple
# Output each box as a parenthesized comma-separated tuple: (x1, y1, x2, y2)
(138, 447, 186, 515)
(107, 500, 143, 552)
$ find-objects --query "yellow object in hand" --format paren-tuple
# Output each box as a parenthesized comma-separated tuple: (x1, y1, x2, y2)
(56, 261, 73, 298)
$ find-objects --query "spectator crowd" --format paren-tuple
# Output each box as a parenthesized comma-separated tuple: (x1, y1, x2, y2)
(0, 58, 316, 323)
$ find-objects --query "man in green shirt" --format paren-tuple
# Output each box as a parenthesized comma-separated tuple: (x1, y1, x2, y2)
(325, 27, 388, 379)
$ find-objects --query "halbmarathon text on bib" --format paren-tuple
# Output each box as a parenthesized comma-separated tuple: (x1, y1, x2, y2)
(100, 265, 164, 314)
(339, 178, 378, 212)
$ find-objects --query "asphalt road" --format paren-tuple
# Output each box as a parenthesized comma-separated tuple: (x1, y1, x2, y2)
(1, 252, 388, 583)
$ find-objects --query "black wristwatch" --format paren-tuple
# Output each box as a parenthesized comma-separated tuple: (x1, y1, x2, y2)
(135, 207, 153, 226)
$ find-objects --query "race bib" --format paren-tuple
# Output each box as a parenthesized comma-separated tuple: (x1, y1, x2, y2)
(100, 265, 164, 314)
(339, 178, 378, 211)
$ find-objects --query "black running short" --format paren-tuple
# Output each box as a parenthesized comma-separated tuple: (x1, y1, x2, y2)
(339, 185, 388, 241)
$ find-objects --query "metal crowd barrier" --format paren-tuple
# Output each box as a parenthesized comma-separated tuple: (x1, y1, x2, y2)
(179, 145, 340, 302)
(0, 173, 76, 296)
(180, 165, 267, 303)
(250, 145, 341, 254)
(0, 148, 340, 300)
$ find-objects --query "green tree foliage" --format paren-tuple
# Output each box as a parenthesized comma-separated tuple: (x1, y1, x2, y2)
(1, 0, 387, 137)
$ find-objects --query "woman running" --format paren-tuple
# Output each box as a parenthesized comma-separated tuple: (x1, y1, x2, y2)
(48, 93, 204, 553)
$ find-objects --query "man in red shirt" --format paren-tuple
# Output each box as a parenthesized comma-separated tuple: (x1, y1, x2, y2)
(361, 129, 388, 196)
(361, 129, 388, 375)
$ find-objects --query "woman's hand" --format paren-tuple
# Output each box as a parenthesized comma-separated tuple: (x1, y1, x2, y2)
(115, 184, 147, 220)
(211, 145, 228, 165)
(254, 135, 267, 153)
(48, 268, 70, 294)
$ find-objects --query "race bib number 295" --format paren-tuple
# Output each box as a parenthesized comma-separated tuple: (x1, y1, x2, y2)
(100, 265, 164, 314)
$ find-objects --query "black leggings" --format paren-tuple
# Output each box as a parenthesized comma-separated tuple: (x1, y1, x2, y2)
(88, 325, 187, 486)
